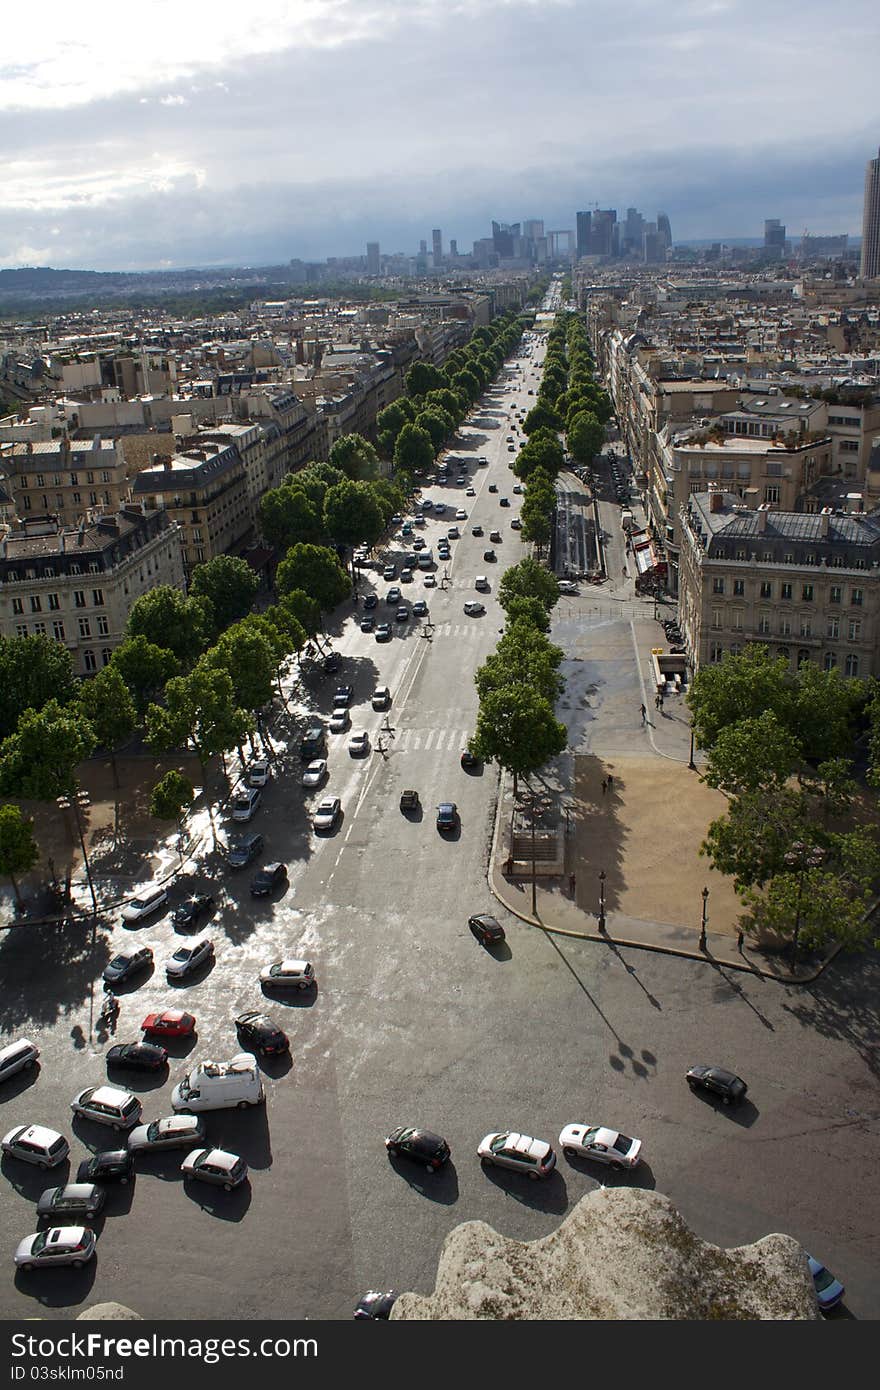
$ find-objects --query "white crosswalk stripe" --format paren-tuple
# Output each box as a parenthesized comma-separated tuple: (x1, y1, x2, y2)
(394, 727, 472, 753)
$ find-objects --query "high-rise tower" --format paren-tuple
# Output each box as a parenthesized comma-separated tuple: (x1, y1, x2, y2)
(432, 228, 442, 267)
(861, 147, 880, 279)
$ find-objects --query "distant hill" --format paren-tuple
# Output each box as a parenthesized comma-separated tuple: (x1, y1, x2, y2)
(0, 266, 140, 296)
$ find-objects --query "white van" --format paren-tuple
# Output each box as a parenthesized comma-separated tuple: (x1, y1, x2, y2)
(0, 1039, 40, 1085)
(417, 550, 434, 570)
(171, 1054, 265, 1113)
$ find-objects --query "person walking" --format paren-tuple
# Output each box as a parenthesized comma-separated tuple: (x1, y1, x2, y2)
(606, 773, 614, 791)
(654, 693, 661, 711)
(601, 778, 608, 796)
(640, 703, 647, 724)
(568, 872, 576, 897)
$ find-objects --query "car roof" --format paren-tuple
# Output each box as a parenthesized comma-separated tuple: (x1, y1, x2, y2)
(500, 1132, 551, 1158)
(8, 1124, 62, 1147)
(200, 1148, 241, 1170)
(55, 1183, 98, 1199)
(85, 1086, 132, 1106)
(278, 959, 310, 972)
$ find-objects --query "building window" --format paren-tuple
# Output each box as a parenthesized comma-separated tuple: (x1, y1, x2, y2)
(69, 474, 78, 486)
(92, 589, 104, 606)
(83, 651, 97, 673)
(800, 617, 812, 637)
(780, 618, 792, 636)
(48, 593, 60, 610)
(824, 652, 837, 670)
(35, 474, 44, 487)
(760, 581, 772, 599)
(851, 588, 863, 606)
(32, 622, 46, 636)
(78, 618, 91, 639)
(74, 591, 86, 608)
(97, 615, 109, 636)
(830, 585, 842, 604)
(52, 621, 65, 641)
(709, 643, 723, 662)
(712, 577, 725, 594)
(101, 649, 112, 666)
(733, 579, 745, 597)
(848, 619, 861, 641)
(797, 649, 811, 668)
(840, 440, 859, 453)
(730, 643, 742, 657)
(89, 492, 98, 506)
(758, 615, 771, 634)
(763, 486, 780, 504)
(735, 550, 746, 562)
(731, 611, 743, 632)
(827, 617, 839, 639)
(15, 624, 28, 638)
(22, 495, 32, 511)
(777, 646, 790, 662)
(711, 608, 722, 629)
(781, 583, 792, 600)
(29, 595, 41, 613)
(72, 492, 81, 505)
(802, 584, 814, 602)
(86, 472, 94, 484)
(845, 654, 860, 677)
(11, 598, 23, 615)
(101, 471, 111, 483)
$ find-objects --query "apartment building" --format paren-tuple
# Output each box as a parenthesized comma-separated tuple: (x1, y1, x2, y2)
(4, 436, 130, 526)
(131, 441, 251, 575)
(0, 506, 184, 676)
(678, 489, 880, 679)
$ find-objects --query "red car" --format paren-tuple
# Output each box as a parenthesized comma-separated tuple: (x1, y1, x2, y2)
(141, 1010, 196, 1038)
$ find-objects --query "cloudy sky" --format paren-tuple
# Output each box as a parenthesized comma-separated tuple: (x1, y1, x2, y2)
(2, 0, 878, 271)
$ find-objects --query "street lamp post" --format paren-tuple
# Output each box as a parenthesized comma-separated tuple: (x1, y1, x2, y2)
(598, 869, 607, 934)
(689, 727, 696, 771)
(784, 841, 824, 971)
(699, 885, 709, 952)
(57, 788, 97, 920)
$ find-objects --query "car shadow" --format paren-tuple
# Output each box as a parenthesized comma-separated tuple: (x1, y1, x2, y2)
(401, 806, 424, 823)
(14, 1259, 97, 1306)
(104, 1064, 168, 1093)
(71, 1115, 135, 1149)
(689, 1092, 759, 1128)
(1, 1156, 70, 1199)
(156, 1034, 198, 1059)
(385, 1154, 460, 1206)
(254, 1053, 294, 1080)
(560, 1155, 657, 1191)
(261, 984, 317, 1008)
(121, 910, 168, 932)
(437, 825, 462, 842)
(460, 764, 484, 777)
(106, 963, 155, 993)
(0, 1062, 41, 1099)
(182, 1177, 252, 1221)
(132, 1150, 185, 1183)
(204, 1106, 272, 1170)
(484, 941, 512, 962)
(100, 1180, 135, 1216)
(479, 1162, 569, 1214)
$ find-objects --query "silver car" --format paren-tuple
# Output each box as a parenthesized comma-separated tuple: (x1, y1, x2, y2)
(120, 887, 168, 924)
(180, 1147, 248, 1190)
(2, 1124, 70, 1169)
(128, 1114, 206, 1153)
(165, 937, 214, 981)
(14, 1226, 96, 1271)
(70, 1086, 142, 1131)
(477, 1131, 557, 1180)
(0, 1038, 40, 1084)
(36, 1183, 105, 1220)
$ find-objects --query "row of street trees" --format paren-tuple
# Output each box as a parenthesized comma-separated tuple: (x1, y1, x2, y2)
(689, 645, 880, 955)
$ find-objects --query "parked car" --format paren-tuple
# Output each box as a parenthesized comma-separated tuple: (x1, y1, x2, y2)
(250, 862, 287, 897)
(2, 1125, 70, 1169)
(468, 914, 505, 947)
(260, 959, 316, 991)
(165, 937, 214, 981)
(36, 1183, 105, 1220)
(71, 1086, 141, 1131)
(226, 832, 264, 869)
(808, 1255, 845, 1311)
(558, 1124, 642, 1169)
(558, 580, 578, 595)
(301, 758, 328, 788)
(106, 1042, 168, 1073)
(686, 1065, 748, 1105)
(384, 1126, 451, 1171)
(102, 945, 153, 986)
(231, 787, 262, 823)
(75, 1149, 134, 1184)
(14, 1227, 96, 1272)
(313, 797, 341, 833)
(141, 1010, 196, 1038)
(127, 1114, 206, 1154)
(463, 602, 486, 616)
(171, 1055, 264, 1113)
(477, 1131, 556, 1179)
(436, 802, 458, 833)
(354, 1290, 399, 1320)
(247, 760, 271, 788)
(181, 1147, 248, 1190)
(171, 895, 215, 930)
(234, 1011, 290, 1056)
(0, 1039, 40, 1084)
(120, 888, 168, 925)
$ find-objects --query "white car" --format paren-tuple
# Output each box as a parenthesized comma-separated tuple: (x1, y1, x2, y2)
(232, 787, 262, 822)
(371, 686, 391, 711)
(165, 936, 214, 981)
(120, 887, 168, 924)
(260, 959, 316, 991)
(558, 1124, 642, 1169)
(301, 758, 328, 788)
(2, 1124, 69, 1169)
(477, 1131, 556, 1179)
(15, 1227, 97, 1272)
(328, 711, 350, 734)
(464, 601, 486, 616)
(558, 580, 578, 595)
(181, 1147, 248, 1190)
(0, 1038, 40, 1084)
(71, 1086, 142, 1131)
(456, 509, 467, 520)
(247, 760, 271, 788)
(423, 574, 437, 588)
(348, 731, 370, 757)
(128, 1114, 206, 1153)
(313, 797, 341, 832)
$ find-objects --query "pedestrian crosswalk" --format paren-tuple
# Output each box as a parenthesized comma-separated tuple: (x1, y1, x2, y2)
(382, 725, 474, 753)
(417, 621, 487, 638)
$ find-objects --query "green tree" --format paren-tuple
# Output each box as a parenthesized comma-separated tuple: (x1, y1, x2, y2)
(149, 769, 195, 864)
(450, 368, 481, 405)
(476, 627, 563, 706)
(700, 787, 814, 892)
(414, 407, 453, 453)
(0, 699, 96, 801)
(687, 645, 793, 753)
(279, 589, 323, 648)
(792, 664, 861, 765)
(702, 710, 801, 796)
(523, 401, 562, 435)
(0, 804, 39, 909)
(205, 624, 277, 720)
(275, 543, 351, 615)
(515, 428, 565, 481)
(567, 410, 605, 464)
(189, 554, 259, 639)
(504, 594, 551, 631)
(405, 361, 445, 397)
(259, 482, 324, 551)
(393, 421, 435, 475)
(146, 664, 249, 836)
(424, 387, 465, 422)
(126, 587, 212, 667)
(498, 557, 560, 614)
(323, 479, 385, 557)
(328, 432, 380, 481)
(470, 685, 567, 798)
(0, 635, 77, 741)
(520, 493, 553, 551)
(376, 398, 416, 458)
(370, 477, 406, 525)
(77, 666, 137, 787)
(742, 860, 877, 956)
(110, 636, 178, 719)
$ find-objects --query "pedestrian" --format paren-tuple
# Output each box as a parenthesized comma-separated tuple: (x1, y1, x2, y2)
(654, 693, 661, 711)
(622, 566, 627, 577)
(568, 872, 576, 897)
(601, 778, 608, 796)
(640, 703, 647, 724)
(607, 773, 614, 790)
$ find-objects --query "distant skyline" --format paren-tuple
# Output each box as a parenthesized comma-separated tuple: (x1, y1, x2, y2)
(2, 0, 878, 272)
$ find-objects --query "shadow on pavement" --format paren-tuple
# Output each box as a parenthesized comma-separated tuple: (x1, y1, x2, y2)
(14, 1258, 97, 1307)
(206, 1105, 272, 1171)
(477, 1162, 569, 1215)
(385, 1155, 460, 1206)
(182, 1177, 252, 1222)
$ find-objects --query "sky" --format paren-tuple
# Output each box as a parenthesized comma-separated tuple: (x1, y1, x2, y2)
(1, 0, 879, 272)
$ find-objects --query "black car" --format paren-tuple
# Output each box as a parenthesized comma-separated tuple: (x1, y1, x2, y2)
(323, 653, 339, 674)
(235, 1011, 290, 1056)
(499, 497, 510, 507)
(36, 1183, 106, 1220)
(482, 549, 496, 562)
(436, 802, 458, 833)
(250, 862, 287, 898)
(363, 593, 378, 611)
(360, 616, 375, 633)
(460, 750, 480, 770)
(354, 1290, 398, 1320)
(76, 1149, 134, 1184)
(468, 914, 505, 947)
(106, 1042, 168, 1072)
(384, 1126, 451, 1171)
(686, 1065, 748, 1105)
(226, 832, 264, 869)
(171, 894, 215, 930)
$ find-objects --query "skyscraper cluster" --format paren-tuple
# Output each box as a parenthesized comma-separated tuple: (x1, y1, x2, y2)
(576, 207, 672, 262)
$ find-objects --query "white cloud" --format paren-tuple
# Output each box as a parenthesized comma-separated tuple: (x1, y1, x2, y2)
(159, 94, 188, 107)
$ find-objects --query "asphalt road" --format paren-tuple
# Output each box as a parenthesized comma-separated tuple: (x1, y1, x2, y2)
(1, 317, 879, 1322)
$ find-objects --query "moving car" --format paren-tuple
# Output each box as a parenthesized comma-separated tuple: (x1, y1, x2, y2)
(301, 758, 328, 788)
(349, 730, 370, 757)
(375, 622, 393, 642)
(510, 518, 522, 530)
(482, 549, 496, 562)
(686, 1065, 748, 1105)
(456, 509, 467, 520)
(0, 1038, 40, 1084)
(436, 802, 458, 833)
(400, 567, 413, 583)
(329, 710, 350, 733)
(313, 797, 341, 832)
(75, 1149, 133, 1184)
(423, 574, 436, 588)
(558, 1124, 642, 1169)
(141, 1010, 196, 1038)
(323, 653, 339, 674)
(333, 685, 354, 708)
(106, 1042, 168, 1072)
(489, 530, 502, 543)
(14, 1227, 96, 1272)
(558, 580, 578, 595)
(226, 832, 264, 868)
(127, 1114, 206, 1153)
(120, 888, 168, 925)
(360, 615, 376, 633)
(468, 914, 505, 946)
(165, 937, 214, 981)
(250, 862, 287, 897)
(247, 760, 271, 788)
(512, 483, 523, 494)
(383, 564, 396, 580)
(102, 945, 153, 986)
(70, 1086, 141, 1131)
(475, 575, 490, 591)
(234, 1011, 290, 1056)
(460, 749, 481, 770)
(181, 1147, 248, 1190)
(499, 497, 510, 507)
(384, 1126, 451, 1171)
(386, 587, 401, 605)
(463, 601, 486, 616)
(447, 526, 459, 539)
(477, 1131, 556, 1179)
(260, 959, 316, 992)
(399, 789, 419, 815)
(2, 1125, 70, 1169)
(354, 1291, 399, 1320)
(472, 525, 484, 537)
(363, 593, 378, 612)
(299, 725, 326, 759)
(231, 787, 262, 823)
(808, 1255, 845, 1311)
(371, 686, 391, 710)
(466, 487, 476, 496)
(412, 600, 429, 617)
(171, 895, 215, 930)
(489, 483, 498, 492)
(36, 1183, 105, 1220)
(507, 445, 515, 453)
